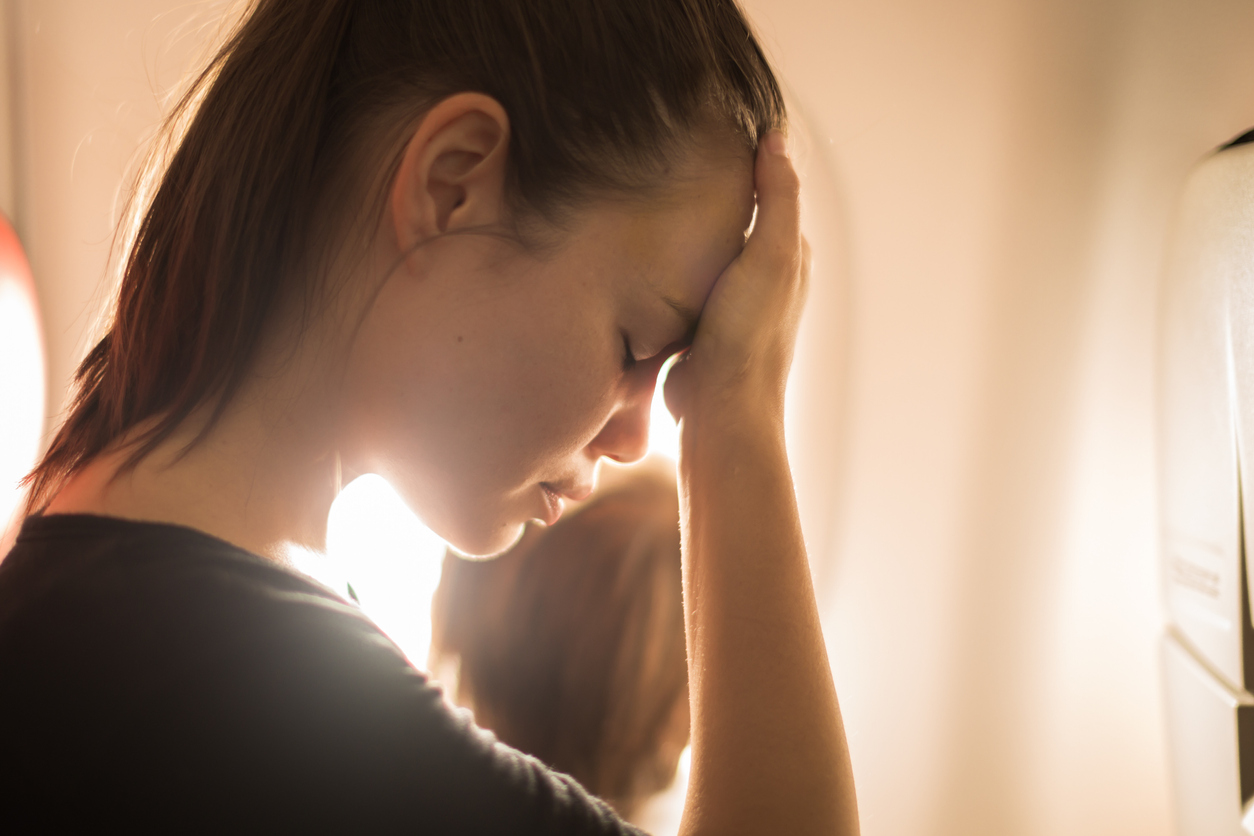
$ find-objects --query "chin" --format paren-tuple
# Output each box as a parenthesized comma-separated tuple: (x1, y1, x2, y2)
(442, 518, 527, 560)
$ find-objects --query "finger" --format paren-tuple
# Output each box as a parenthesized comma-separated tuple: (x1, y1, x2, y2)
(742, 130, 802, 277)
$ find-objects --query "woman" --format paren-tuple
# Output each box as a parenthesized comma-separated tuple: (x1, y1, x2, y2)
(431, 459, 689, 820)
(0, 0, 857, 833)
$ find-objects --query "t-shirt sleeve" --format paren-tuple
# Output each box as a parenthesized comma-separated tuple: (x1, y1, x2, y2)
(170, 563, 653, 834)
(246, 586, 650, 834)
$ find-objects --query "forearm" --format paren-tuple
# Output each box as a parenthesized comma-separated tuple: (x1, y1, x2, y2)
(677, 399, 857, 836)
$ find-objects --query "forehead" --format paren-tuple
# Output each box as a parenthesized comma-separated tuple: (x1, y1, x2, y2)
(582, 150, 756, 304)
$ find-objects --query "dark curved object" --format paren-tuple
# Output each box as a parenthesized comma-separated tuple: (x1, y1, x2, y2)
(1222, 127, 1254, 151)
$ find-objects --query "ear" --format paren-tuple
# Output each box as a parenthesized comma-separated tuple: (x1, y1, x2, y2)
(390, 93, 510, 253)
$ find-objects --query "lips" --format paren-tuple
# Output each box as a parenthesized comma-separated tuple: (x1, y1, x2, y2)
(537, 484, 565, 526)
(536, 481, 594, 526)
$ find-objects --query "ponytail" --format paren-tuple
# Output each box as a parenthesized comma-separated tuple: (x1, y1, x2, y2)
(24, 0, 785, 513)
(25, 0, 356, 512)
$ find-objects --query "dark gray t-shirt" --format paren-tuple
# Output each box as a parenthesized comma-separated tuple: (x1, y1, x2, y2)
(0, 514, 645, 833)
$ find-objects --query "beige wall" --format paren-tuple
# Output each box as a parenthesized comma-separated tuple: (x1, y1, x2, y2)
(742, 0, 1254, 834)
(9, 0, 226, 427)
(9, 0, 1254, 833)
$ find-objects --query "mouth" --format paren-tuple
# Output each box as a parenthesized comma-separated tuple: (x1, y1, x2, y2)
(537, 484, 565, 526)
(536, 481, 595, 526)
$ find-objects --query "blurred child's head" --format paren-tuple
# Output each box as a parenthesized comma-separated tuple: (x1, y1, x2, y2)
(430, 459, 686, 816)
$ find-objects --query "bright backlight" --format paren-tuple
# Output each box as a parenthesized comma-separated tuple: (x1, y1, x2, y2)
(649, 357, 680, 461)
(294, 366, 680, 670)
(293, 474, 447, 668)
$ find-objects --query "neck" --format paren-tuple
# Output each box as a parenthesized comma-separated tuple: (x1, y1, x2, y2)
(44, 372, 344, 564)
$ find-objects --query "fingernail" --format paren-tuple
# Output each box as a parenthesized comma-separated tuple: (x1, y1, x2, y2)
(765, 131, 788, 157)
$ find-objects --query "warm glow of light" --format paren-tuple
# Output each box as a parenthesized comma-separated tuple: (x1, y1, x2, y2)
(0, 273, 45, 540)
(292, 362, 679, 670)
(649, 358, 680, 461)
(292, 474, 448, 668)
(633, 744, 691, 832)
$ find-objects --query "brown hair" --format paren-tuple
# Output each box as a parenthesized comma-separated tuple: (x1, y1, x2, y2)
(23, 0, 785, 513)
(430, 464, 686, 815)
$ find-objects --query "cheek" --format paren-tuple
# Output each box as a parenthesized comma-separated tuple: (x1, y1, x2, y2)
(342, 273, 619, 485)
(455, 292, 618, 453)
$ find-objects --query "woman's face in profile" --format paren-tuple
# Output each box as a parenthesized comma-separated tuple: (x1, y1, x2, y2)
(341, 150, 755, 556)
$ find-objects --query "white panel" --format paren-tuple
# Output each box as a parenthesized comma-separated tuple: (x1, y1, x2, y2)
(1160, 146, 1247, 691)
(1162, 633, 1251, 836)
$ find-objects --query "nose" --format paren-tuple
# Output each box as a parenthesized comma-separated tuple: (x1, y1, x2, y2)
(586, 382, 654, 465)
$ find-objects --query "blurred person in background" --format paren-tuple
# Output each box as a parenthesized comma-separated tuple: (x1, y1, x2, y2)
(431, 457, 688, 821)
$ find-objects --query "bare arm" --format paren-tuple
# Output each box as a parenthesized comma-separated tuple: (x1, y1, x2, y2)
(666, 133, 858, 836)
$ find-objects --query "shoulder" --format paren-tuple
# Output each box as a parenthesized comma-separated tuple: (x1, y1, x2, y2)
(0, 515, 645, 835)
(0, 515, 417, 815)
(0, 513, 373, 673)
(0, 513, 418, 718)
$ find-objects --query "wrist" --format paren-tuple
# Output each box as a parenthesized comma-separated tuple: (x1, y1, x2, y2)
(685, 374, 784, 428)
(678, 382, 787, 467)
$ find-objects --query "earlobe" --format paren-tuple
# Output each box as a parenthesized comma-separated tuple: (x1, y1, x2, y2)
(390, 93, 511, 255)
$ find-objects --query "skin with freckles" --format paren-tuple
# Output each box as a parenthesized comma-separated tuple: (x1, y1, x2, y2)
(45, 94, 755, 561)
(341, 156, 754, 555)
